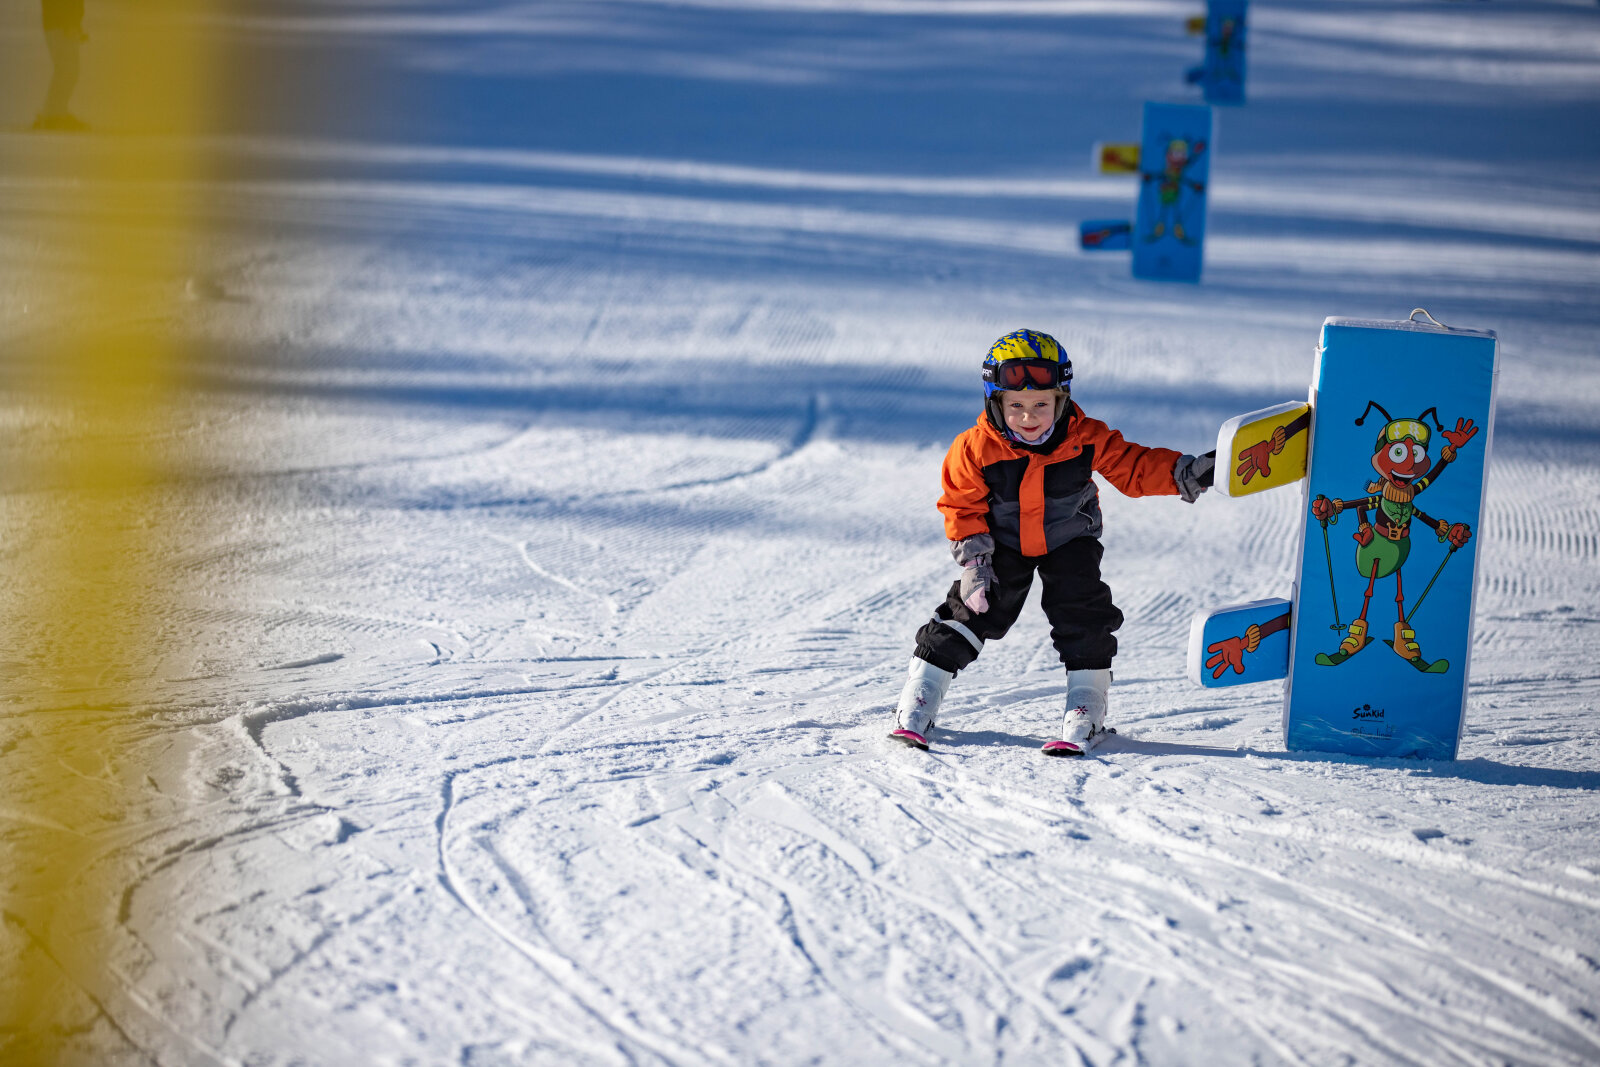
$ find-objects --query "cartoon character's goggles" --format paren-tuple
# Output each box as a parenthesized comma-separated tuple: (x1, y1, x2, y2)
(1382, 419, 1431, 446)
(986, 358, 1068, 391)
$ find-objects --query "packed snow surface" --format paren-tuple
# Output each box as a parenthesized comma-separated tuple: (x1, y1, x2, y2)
(4, 1, 1600, 1064)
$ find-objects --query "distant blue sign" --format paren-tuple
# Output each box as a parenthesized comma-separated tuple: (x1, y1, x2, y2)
(1197, 0, 1248, 104)
(1132, 102, 1212, 282)
(1079, 219, 1131, 251)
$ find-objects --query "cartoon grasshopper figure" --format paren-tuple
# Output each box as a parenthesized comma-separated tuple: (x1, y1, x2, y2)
(1142, 136, 1208, 246)
(1310, 404, 1478, 672)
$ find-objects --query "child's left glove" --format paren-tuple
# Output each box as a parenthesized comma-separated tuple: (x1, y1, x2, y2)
(1174, 450, 1216, 503)
(951, 533, 996, 614)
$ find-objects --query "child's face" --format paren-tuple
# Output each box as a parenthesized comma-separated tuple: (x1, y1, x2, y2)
(1000, 389, 1056, 442)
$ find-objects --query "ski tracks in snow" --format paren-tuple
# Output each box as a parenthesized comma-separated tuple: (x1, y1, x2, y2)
(135, 387, 1600, 1065)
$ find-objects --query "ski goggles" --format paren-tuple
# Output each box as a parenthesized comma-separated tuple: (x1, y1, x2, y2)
(986, 358, 1067, 391)
(1382, 419, 1430, 446)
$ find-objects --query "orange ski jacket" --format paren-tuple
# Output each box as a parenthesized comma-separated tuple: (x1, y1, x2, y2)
(939, 403, 1182, 557)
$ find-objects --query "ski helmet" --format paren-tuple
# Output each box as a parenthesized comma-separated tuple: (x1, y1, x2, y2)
(982, 329, 1073, 446)
(982, 329, 1072, 399)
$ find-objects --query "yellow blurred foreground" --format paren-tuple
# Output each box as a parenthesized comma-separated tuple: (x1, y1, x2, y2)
(3, 4, 217, 1062)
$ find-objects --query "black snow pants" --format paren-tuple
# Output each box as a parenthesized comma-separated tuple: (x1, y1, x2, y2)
(913, 537, 1122, 674)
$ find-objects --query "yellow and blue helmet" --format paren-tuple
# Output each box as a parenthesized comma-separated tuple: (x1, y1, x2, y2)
(981, 329, 1072, 399)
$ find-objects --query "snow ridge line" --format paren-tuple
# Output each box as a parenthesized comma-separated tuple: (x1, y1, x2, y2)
(299, 390, 824, 513)
(115, 811, 320, 927)
(235, 684, 626, 795)
(644, 762, 1119, 1061)
(1067, 791, 1600, 1060)
(585, 391, 826, 505)
(433, 758, 705, 1067)
(1083, 783, 1600, 916)
(508, 537, 620, 616)
(659, 819, 949, 1064)
(866, 757, 1505, 1060)
(220, 888, 401, 1040)
(240, 681, 623, 730)
(538, 659, 688, 751)
(4, 907, 239, 1067)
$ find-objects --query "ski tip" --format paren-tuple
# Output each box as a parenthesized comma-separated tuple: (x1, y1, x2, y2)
(1042, 727, 1115, 757)
(889, 729, 929, 751)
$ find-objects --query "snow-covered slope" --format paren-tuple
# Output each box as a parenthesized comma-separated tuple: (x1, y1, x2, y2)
(3, 1, 1599, 1063)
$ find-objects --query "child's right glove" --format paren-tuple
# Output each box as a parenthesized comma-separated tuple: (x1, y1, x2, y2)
(951, 533, 996, 614)
(1174, 450, 1216, 503)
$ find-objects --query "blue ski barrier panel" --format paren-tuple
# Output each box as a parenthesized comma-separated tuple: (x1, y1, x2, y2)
(1285, 317, 1498, 759)
(1199, 0, 1247, 104)
(1132, 102, 1212, 282)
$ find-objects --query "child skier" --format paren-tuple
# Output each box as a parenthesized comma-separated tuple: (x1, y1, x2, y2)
(890, 329, 1214, 755)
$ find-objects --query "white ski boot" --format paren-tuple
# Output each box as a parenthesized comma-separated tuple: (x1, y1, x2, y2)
(889, 656, 953, 750)
(1042, 668, 1112, 757)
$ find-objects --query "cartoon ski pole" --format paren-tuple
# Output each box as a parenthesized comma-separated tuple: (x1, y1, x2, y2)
(1405, 540, 1461, 622)
(1315, 496, 1343, 632)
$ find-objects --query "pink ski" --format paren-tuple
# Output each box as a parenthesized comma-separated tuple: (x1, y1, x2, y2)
(1041, 726, 1115, 757)
(888, 729, 929, 750)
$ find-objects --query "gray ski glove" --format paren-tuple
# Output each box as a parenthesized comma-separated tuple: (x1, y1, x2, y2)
(1174, 450, 1216, 503)
(951, 533, 996, 614)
